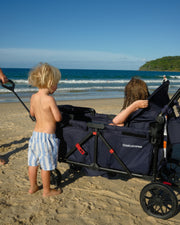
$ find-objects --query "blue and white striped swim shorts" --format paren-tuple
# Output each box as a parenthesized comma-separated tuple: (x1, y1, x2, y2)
(28, 132, 60, 171)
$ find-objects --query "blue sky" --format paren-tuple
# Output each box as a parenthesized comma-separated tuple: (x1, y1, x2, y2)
(0, 0, 180, 70)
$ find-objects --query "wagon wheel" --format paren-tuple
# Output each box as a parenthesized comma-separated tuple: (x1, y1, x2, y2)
(140, 182, 178, 219)
(50, 169, 62, 186)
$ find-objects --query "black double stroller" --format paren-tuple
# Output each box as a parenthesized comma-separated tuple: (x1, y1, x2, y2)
(1, 79, 180, 219)
(55, 80, 180, 220)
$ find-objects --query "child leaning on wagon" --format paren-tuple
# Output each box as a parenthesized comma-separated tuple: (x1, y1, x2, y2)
(112, 77, 149, 126)
(28, 63, 62, 197)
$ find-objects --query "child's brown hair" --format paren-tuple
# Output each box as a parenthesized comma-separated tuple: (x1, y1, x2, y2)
(122, 77, 149, 109)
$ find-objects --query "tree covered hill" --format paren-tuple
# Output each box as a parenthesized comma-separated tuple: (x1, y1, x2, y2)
(139, 56, 180, 72)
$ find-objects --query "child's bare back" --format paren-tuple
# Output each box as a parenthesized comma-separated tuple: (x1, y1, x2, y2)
(30, 89, 62, 134)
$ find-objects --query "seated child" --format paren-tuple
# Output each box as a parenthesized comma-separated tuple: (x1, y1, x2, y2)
(112, 77, 149, 126)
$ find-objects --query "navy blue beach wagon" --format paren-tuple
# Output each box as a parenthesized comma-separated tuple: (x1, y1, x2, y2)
(55, 80, 180, 220)
(1, 79, 180, 220)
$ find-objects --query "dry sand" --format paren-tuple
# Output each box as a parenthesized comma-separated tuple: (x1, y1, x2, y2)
(0, 99, 180, 225)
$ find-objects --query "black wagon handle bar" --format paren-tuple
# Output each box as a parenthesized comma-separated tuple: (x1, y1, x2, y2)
(0, 79, 36, 121)
(167, 87, 180, 108)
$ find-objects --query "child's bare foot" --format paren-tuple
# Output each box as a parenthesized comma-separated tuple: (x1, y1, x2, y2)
(29, 185, 39, 194)
(0, 158, 6, 165)
(43, 188, 62, 197)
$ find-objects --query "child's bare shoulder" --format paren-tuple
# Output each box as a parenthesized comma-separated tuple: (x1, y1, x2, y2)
(30, 93, 37, 102)
(46, 95, 55, 101)
(45, 95, 56, 106)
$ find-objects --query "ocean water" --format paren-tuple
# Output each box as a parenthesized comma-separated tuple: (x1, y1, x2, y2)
(0, 68, 180, 103)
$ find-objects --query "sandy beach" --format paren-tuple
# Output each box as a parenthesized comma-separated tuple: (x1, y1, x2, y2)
(0, 98, 180, 225)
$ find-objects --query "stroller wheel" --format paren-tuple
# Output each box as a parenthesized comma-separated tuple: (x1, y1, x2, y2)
(140, 182, 178, 219)
(50, 169, 62, 186)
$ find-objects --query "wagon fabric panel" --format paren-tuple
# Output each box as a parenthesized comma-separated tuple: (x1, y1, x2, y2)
(58, 119, 155, 175)
(97, 126, 153, 175)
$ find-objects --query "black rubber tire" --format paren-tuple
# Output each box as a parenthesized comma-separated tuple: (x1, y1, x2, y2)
(140, 182, 178, 219)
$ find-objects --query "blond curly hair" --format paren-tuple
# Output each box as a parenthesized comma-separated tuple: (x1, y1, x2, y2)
(28, 63, 61, 89)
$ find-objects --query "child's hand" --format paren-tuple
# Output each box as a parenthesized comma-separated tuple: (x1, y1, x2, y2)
(134, 100, 148, 110)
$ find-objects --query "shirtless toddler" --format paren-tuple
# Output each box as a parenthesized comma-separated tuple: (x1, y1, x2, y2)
(28, 63, 62, 197)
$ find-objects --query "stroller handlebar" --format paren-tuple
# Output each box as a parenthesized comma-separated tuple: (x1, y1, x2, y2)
(168, 88, 180, 108)
(0, 79, 15, 92)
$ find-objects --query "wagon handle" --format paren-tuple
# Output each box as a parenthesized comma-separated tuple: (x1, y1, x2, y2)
(0, 79, 36, 121)
(0, 79, 15, 92)
(167, 88, 180, 108)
